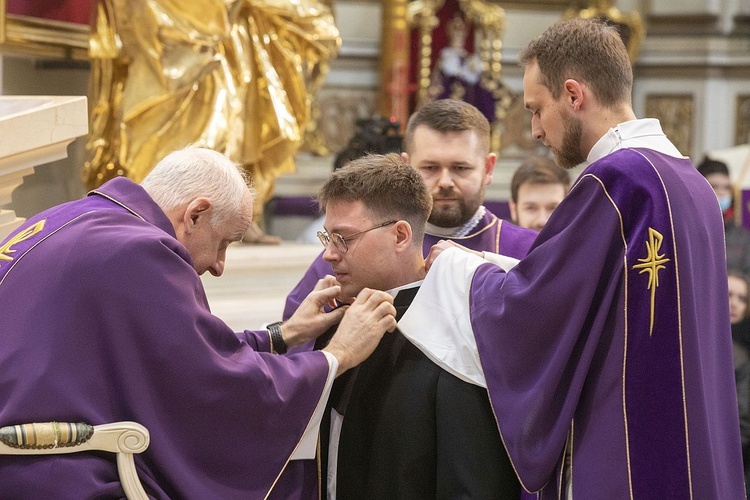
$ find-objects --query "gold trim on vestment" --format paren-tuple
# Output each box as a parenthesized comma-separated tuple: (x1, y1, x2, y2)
(574, 173, 633, 499)
(89, 190, 147, 222)
(265, 354, 333, 499)
(432, 214, 499, 244)
(631, 150, 692, 498)
(0, 214, 94, 288)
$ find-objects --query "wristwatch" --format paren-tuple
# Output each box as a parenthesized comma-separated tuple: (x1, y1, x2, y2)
(268, 321, 287, 355)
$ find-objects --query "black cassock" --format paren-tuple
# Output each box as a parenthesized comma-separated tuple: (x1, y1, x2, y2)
(317, 287, 520, 499)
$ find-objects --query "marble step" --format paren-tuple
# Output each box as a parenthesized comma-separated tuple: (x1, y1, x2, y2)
(201, 241, 322, 331)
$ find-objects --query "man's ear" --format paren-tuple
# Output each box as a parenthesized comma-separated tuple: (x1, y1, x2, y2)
(563, 78, 585, 111)
(394, 220, 413, 251)
(401, 152, 410, 164)
(484, 152, 497, 186)
(183, 198, 212, 234)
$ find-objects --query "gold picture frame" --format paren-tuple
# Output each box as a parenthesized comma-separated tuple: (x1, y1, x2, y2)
(737, 95, 750, 146)
(645, 94, 694, 157)
(493, 0, 586, 7)
(0, 0, 90, 61)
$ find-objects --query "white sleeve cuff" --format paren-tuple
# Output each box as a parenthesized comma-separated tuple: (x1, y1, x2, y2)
(291, 351, 338, 460)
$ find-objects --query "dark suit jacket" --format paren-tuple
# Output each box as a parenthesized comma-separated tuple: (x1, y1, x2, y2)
(318, 287, 520, 499)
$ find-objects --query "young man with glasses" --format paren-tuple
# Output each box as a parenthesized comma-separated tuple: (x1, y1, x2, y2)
(282, 98, 537, 319)
(312, 152, 520, 498)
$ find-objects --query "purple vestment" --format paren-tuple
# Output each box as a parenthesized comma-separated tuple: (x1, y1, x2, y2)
(467, 149, 745, 498)
(282, 209, 536, 320)
(0, 178, 330, 498)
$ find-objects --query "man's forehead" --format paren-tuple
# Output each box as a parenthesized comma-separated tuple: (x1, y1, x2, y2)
(522, 64, 546, 103)
(410, 127, 484, 159)
(226, 202, 253, 239)
(226, 218, 251, 241)
(518, 182, 568, 198)
(706, 172, 730, 181)
(324, 200, 369, 226)
(413, 125, 478, 142)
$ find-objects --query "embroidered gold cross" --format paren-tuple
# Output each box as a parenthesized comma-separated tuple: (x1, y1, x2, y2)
(632, 227, 670, 336)
(0, 220, 46, 265)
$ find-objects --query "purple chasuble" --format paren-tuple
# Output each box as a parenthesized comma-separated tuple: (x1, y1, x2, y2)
(282, 208, 536, 320)
(469, 149, 745, 498)
(0, 177, 330, 499)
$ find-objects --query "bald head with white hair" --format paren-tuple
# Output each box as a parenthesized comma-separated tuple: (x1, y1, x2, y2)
(141, 147, 254, 276)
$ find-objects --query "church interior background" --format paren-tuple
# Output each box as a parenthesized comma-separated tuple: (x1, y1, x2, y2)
(1, 0, 749, 328)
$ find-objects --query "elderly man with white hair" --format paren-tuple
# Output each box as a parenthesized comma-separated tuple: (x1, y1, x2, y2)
(0, 147, 396, 498)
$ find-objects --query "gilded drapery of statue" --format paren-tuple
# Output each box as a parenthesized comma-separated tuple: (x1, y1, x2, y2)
(84, 0, 340, 214)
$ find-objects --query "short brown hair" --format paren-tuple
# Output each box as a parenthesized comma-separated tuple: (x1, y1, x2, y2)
(403, 99, 490, 154)
(319, 153, 433, 244)
(510, 156, 571, 203)
(697, 157, 730, 178)
(519, 18, 632, 108)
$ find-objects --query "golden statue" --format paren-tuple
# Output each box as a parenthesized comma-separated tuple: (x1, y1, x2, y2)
(85, 0, 340, 241)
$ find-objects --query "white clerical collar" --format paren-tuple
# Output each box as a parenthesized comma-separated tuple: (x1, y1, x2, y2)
(386, 280, 424, 298)
(586, 118, 686, 165)
(425, 206, 486, 238)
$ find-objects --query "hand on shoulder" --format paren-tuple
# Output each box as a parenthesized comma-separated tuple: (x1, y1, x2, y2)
(323, 288, 397, 375)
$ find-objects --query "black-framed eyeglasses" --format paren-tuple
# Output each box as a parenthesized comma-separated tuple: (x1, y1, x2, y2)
(317, 220, 398, 254)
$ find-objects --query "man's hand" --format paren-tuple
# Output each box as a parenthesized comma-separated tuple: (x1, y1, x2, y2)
(281, 276, 349, 347)
(323, 288, 397, 376)
(424, 240, 484, 271)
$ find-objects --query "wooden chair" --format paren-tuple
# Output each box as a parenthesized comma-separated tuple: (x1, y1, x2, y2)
(0, 421, 150, 500)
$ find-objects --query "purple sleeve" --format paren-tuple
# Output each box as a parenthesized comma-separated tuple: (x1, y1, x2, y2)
(78, 233, 332, 497)
(497, 220, 538, 258)
(469, 174, 624, 492)
(239, 329, 272, 351)
(282, 250, 332, 320)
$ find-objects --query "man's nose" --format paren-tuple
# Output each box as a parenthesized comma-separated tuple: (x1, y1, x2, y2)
(437, 168, 455, 188)
(531, 116, 545, 141)
(208, 259, 225, 277)
(322, 242, 341, 263)
(208, 248, 227, 277)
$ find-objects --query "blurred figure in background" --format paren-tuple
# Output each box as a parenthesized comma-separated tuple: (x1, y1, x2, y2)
(698, 157, 750, 277)
(509, 156, 570, 231)
(729, 269, 750, 496)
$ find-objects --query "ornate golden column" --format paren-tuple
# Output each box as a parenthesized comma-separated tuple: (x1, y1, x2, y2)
(378, 0, 410, 128)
